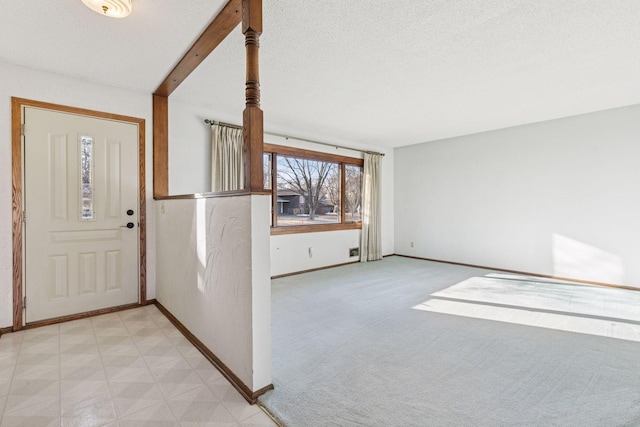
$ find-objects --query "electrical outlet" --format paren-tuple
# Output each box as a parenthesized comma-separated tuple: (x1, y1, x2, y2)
(411, 241, 414, 248)
(308, 247, 313, 258)
(349, 247, 359, 257)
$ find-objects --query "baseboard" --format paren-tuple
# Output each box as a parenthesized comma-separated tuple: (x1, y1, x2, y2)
(144, 298, 157, 305)
(271, 260, 360, 279)
(271, 254, 398, 279)
(1, 301, 156, 335)
(153, 300, 273, 404)
(22, 302, 145, 330)
(394, 254, 639, 291)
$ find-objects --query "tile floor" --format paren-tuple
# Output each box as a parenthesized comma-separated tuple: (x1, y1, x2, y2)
(0, 305, 278, 426)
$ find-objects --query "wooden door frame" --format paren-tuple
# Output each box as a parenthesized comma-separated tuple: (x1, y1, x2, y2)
(11, 97, 147, 330)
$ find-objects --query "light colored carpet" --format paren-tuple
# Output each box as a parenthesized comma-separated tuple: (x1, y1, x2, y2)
(259, 256, 640, 426)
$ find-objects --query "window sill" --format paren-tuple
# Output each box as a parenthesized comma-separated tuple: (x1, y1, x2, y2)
(270, 222, 362, 235)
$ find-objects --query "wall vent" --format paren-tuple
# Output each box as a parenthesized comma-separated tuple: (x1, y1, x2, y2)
(349, 247, 359, 257)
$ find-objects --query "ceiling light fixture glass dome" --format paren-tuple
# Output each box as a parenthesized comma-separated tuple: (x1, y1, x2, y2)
(81, 0, 132, 18)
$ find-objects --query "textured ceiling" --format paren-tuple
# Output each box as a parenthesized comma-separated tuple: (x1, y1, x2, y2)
(2, 1, 640, 148)
(0, 0, 227, 93)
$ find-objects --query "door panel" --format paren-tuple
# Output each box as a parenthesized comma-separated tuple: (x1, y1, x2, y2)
(24, 107, 139, 323)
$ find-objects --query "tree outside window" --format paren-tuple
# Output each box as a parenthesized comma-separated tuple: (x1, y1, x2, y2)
(276, 156, 339, 225)
(345, 164, 362, 223)
(265, 144, 363, 231)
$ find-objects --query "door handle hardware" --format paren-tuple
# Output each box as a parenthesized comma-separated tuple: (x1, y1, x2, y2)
(126, 209, 134, 216)
(120, 222, 135, 229)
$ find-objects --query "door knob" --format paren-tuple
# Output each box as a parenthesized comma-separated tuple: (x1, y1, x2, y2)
(120, 222, 135, 229)
(126, 209, 134, 216)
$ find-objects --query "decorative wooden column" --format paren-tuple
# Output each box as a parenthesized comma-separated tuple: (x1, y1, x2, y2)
(242, 0, 265, 192)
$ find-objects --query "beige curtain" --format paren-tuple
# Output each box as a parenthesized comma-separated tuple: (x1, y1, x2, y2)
(360, 152, 382, 262)
(211, 124, 244, 192)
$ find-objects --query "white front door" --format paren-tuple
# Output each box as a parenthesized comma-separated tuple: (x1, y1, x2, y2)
(24, 107, 140, 323)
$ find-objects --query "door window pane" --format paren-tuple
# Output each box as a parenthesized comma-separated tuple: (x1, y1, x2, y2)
(80, 136, 94, 220)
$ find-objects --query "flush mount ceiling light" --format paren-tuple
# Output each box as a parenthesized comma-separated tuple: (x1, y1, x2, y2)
(81, 0, 132, 18)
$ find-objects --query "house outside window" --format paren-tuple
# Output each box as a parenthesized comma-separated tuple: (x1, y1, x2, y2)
(264, 143, 363, 234)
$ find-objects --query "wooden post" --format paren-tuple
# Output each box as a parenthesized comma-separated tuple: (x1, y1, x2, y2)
(152, 94, 169, 198)
(242, 0, 264, 192)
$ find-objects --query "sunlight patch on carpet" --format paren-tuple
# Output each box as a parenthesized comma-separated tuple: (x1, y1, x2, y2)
(413, 274, 640, 342)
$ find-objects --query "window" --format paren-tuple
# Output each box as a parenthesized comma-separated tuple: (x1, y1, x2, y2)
(345, 164, 362, 223)
(79, 136, 94, 220)
(264, 143, 363, 234)
(263, 153, 272, 190)
(276, 156, 339, 226)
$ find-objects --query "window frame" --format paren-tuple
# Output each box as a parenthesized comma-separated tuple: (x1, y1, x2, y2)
(264, 143, 364, 235)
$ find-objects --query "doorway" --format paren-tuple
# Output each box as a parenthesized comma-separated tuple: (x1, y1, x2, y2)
(11, 98, 146, 328)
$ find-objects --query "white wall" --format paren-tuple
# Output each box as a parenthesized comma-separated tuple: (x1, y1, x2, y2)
(167, 99, 395, 277)
(155, 195, 271, 391)
(0, 61, 156, 328)
(395, 104, 640, 288)
(168, 99, 243, 195)
(271, 229, 361, 277)
(168, 98, 245, 195)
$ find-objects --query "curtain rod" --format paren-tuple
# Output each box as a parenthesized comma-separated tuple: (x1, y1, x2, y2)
(204, 119, 242, 129)
(204, 119, 385, 157)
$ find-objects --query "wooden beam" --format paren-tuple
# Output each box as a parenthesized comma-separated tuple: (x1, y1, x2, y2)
(153, 0, 242, 197)
(153, 94, 169, 197)
(154, 0, 242, 97)
(242, 0, 265, 193)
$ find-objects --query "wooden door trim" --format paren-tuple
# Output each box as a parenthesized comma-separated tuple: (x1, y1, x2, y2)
(11, 97, 147, 330)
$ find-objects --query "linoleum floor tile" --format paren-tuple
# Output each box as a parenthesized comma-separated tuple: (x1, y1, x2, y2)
(240, 410, 278, 426)
(60, 417, 117, 427)
(0, 415, 60, 427)
(109, 381, 167, 417)
(4, 395, 60, 417)
(118, 401, 179, 425)
(0, 307, 273, 426)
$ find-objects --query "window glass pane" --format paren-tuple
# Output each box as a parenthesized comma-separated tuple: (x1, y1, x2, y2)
(276, 155, 339, 226)
(345, 164, 362, 223)
(263, 152, 272, 190)
(80, 136, 94, 220)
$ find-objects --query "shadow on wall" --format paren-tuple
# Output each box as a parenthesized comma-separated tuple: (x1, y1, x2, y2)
(190, 198, 246, 295)
(552, 234, 625, 285)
